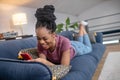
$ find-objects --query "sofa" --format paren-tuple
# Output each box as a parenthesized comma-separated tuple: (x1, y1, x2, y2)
(0, 31, 106, 80)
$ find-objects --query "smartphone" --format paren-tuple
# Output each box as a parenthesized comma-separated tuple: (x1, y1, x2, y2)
(20, 53, 32, 60)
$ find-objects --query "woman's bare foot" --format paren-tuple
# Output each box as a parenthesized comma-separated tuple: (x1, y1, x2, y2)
(78, 23, 87, 36)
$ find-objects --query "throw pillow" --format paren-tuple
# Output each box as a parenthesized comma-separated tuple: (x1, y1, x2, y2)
(47, 65, 71, 80)
(88, 31, 97, 43)
(18, 48, 71, 80)
(18, 48, 38, 60)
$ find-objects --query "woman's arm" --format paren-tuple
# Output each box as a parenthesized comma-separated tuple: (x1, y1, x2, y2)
(36, 49, 71, 66)
(61, 49, 71, 66)
(32, 58, 55, 66)
(38, 53, 46, 59)
(29, 53, 55, 66)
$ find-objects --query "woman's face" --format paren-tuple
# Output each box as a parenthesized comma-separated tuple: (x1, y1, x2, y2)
(36, 27, 56, 50)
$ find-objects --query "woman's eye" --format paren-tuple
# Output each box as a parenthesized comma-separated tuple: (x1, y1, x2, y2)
(37, 36, 48, 41)
(43, 38, 48, 40)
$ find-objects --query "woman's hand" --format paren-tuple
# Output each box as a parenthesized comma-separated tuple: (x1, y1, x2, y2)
(28, 58, 46, 63)
(27, 58, 54, 66)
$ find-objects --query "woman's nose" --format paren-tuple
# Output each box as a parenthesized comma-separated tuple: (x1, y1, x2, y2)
(39, 39, 45, 44)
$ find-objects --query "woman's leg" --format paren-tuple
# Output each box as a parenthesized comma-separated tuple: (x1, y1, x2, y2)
(78, 24, 91, 47)
(75, 24, 92, 55)
(77, 24, 84, 43)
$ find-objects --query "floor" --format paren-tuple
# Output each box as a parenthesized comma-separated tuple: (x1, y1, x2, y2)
(98, 52, 120, 80)
(92, 43, 120, 80)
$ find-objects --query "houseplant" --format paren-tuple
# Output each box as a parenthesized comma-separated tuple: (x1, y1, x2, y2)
(56, 17, 78, 33)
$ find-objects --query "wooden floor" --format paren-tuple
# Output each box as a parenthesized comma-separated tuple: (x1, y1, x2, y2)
(92, 43, 120, 80)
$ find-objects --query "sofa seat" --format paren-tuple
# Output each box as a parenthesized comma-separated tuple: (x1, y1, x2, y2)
(61, 43, 105, 80)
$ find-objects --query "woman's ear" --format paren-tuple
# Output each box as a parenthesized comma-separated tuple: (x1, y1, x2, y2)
(52, 32, 56, 38)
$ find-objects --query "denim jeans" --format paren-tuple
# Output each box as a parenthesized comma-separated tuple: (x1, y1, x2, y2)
(71, 34, 92, 56)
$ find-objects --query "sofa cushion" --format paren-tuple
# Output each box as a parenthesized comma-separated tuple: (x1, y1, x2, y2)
(61, 55, 96, 80)
(95, 32, 103, 43)
(89, 43, 106, 63)
(88, 31, 97, 43)
(0, 37, 37, 59)
(61, 43, 106, 80)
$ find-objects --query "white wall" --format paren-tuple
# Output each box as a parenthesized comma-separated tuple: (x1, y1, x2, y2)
(55, 13, 78, 24)
(0, 3, 78, 36)
(78, 0, 120, 20)
(78, 0, 120, 42)
(78, 0, 120, 28)
(0, 4, 36, 36)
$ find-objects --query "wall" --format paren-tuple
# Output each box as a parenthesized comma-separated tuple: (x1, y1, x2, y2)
(78, 0, 120, 42)
(78, 0, 120, 24)
(0, 3, 78, 36)
(0, 4, 36, 36)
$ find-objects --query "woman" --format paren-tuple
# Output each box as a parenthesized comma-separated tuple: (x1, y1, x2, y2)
(29, 5, 92, 66)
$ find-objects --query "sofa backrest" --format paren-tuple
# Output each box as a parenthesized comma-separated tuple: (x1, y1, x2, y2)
(0, 31, 103, 59)
(0, 37, 37, 59)
(59, 31, 103, 44)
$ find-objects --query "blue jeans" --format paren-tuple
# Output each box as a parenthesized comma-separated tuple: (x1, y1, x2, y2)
(71, 34, 92, 56)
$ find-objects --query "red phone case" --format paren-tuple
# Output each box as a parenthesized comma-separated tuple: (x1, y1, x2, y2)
(20, 53, 32, 60)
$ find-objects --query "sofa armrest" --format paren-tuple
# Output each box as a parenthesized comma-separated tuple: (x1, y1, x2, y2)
(95, 32, 103, 44)
(0, 58, 52, 80)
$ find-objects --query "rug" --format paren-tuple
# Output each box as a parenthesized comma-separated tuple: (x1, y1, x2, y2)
(98, 51, 120, 80)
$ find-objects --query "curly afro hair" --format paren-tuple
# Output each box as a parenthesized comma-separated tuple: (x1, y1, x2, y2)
(35, 5, 56, 33)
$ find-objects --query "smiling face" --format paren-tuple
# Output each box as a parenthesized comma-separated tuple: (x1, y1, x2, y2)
(36, 27, 56, 50)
